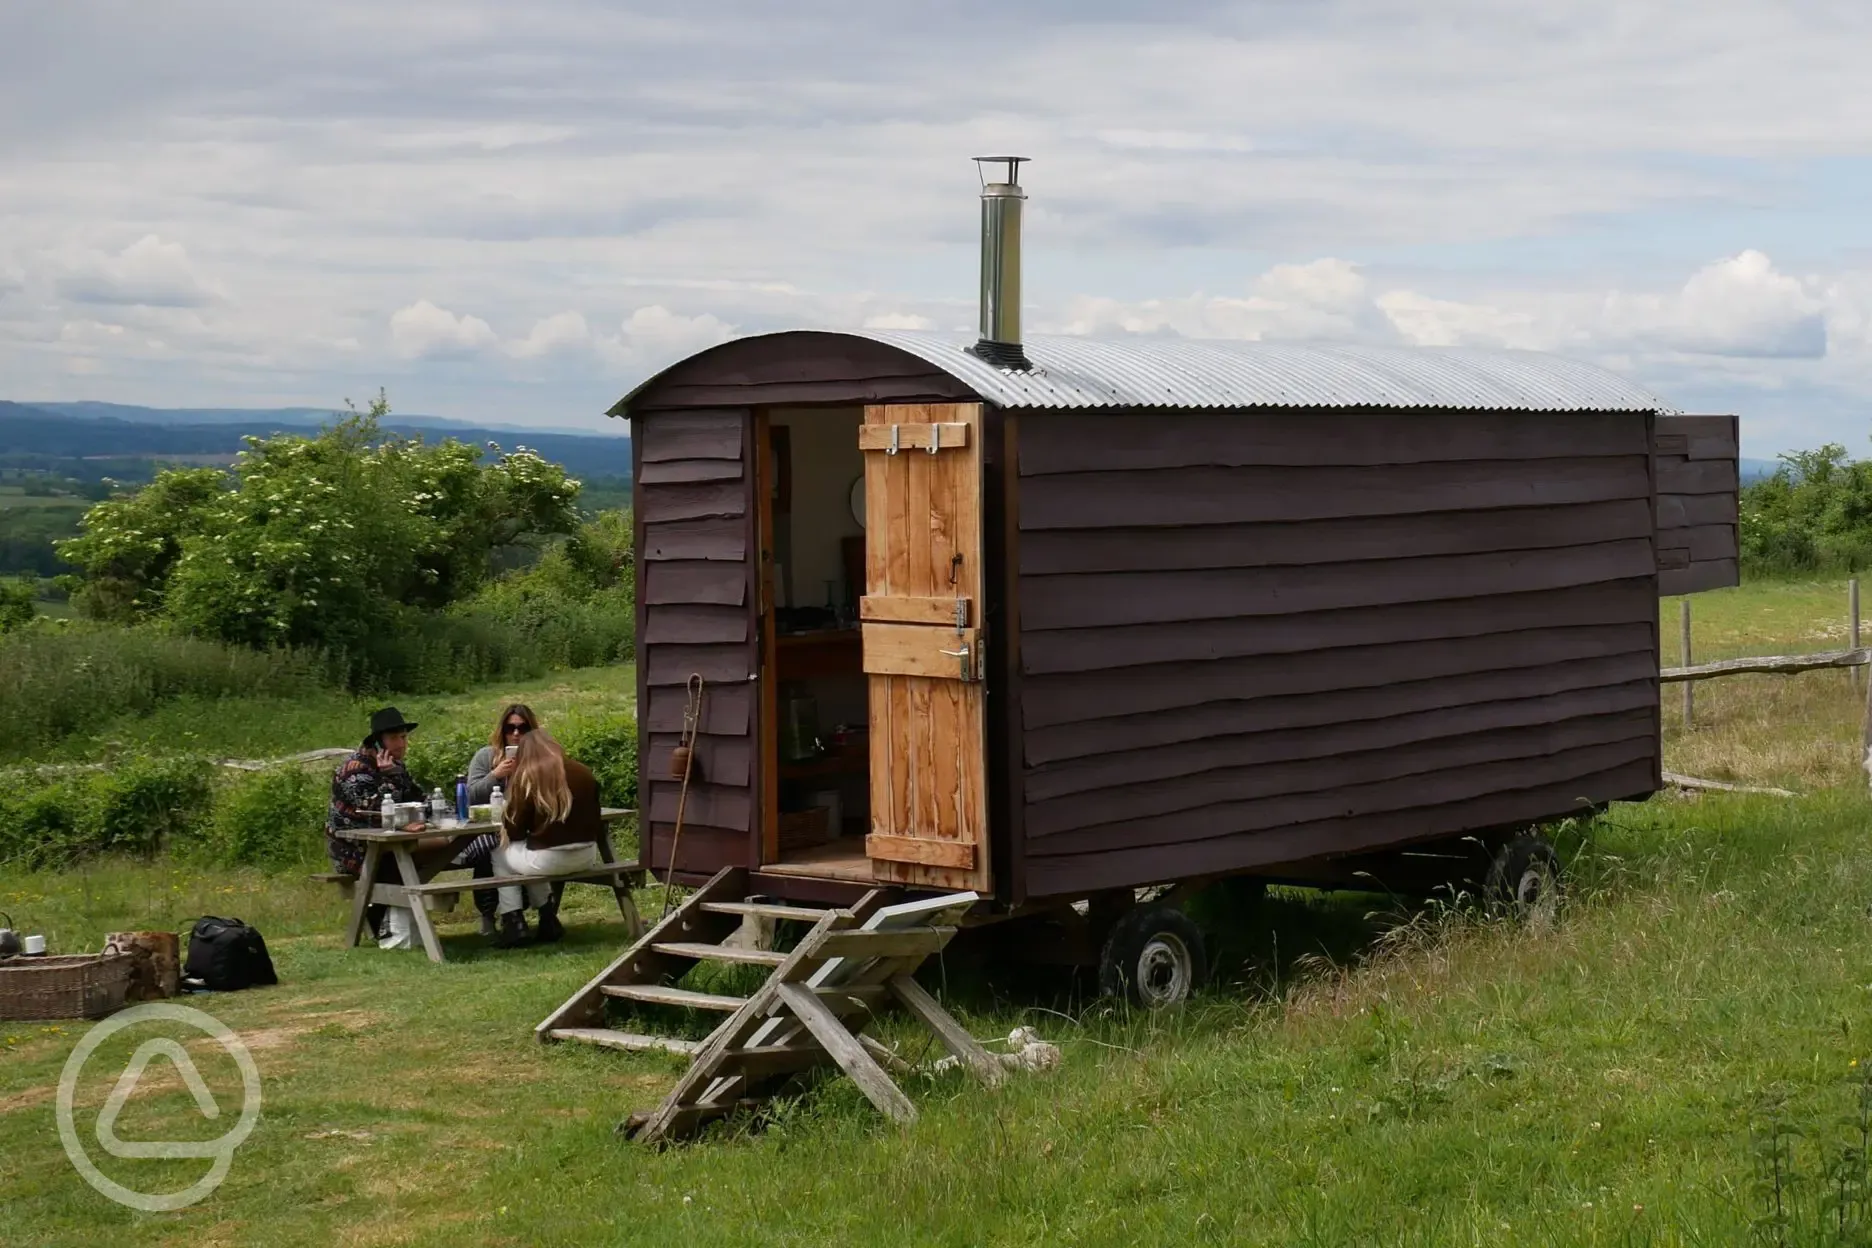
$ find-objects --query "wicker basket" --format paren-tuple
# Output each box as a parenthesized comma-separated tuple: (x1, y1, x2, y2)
(778, 805, 833, 852)
(0, 952, 133, 1022)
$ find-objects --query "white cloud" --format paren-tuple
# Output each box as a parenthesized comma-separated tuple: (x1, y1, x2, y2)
(388, 299, 497, 360)
(1373, 251, 1832, 363)
(1, 1, 1871, 448)
(1049, 259, 1395, 342)
(508, 309, 592, 358)
(597, 306, 737, 372)
(54, 235, 221, 308)
(1601, 251, 1826, 359)
(862, 312, 936, 331)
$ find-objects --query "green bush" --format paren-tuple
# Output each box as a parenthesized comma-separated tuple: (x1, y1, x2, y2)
(0, 785, 86, 871)
(404, 722, 491, 795)
(1742, 445, 1872, 577)
(0, 705, 639, 874)
(0, 754, 215, 870)
(90, 754, 215, 857)
(559, 712, 640, 811)
(0, 578, 33, 633)
(202, 765, 328, 869)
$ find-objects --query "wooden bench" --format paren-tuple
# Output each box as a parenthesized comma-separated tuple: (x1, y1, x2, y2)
(402, 862, 645, 910)
(329, 809, 646, 961)
(315, 864, 645, 909)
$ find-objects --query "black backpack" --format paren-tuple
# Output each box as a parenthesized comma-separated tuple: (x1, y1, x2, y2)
(184, 916, 279, 991)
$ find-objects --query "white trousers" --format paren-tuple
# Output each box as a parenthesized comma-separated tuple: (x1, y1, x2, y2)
(492, 840, 599, 914)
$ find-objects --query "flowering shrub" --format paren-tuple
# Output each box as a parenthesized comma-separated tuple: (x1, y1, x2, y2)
(57, 391, 583, 657)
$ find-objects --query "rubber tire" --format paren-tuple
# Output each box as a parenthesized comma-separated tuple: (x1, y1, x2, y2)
(1484, 833, 1562, 922)
(1098, 904, 1207, 1009)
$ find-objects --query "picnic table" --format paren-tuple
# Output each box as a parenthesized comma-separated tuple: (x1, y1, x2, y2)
(329, 808, 645, 962)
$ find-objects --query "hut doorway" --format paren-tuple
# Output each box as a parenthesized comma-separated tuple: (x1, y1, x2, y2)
(754, 403, 993, 895)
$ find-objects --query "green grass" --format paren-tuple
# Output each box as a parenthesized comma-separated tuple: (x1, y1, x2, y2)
(16, 662, 637, 766)
(3, 578, 1869, 1243)
(4, 793, 1872, 1244)
(1664, 577, 1867, 663)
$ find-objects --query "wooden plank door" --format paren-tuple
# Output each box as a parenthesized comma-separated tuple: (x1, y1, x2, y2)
(859, 402, 992, 894)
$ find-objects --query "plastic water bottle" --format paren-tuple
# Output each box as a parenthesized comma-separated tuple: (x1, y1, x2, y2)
(379, 792, 396, 829)
(489, 784, 506, 829)
(429, 787, 448, 826)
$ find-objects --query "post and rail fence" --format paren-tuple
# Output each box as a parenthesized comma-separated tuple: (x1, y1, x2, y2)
(1663, 577, 1871, 796)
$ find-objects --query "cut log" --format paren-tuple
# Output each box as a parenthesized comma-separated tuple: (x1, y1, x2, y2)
(1661, 771, 1796, 798)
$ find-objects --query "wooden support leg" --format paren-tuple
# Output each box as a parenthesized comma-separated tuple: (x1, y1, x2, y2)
(393, 846, 447, 963)
(598, 830, 645, 941)
(774, 981, 916, 1125)
(344, 842, 383, 948)
(889, 975, 1006, 1088)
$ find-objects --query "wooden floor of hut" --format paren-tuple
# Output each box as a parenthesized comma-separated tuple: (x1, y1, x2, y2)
(762, 839, 874, 881)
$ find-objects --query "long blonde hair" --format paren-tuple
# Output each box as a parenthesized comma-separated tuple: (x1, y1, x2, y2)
(502, 727, 572, 842)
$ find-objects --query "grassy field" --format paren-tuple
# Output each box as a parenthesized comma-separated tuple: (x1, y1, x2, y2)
(19, 663, 638, 767)
(2, 578, 1870, 1245)
(1661, 578, 1869, 792)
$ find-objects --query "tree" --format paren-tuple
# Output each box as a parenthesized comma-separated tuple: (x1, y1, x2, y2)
(1740, 442, 1872, 573)
(57, 390, 584, 652)
(56, 467, 227, 621)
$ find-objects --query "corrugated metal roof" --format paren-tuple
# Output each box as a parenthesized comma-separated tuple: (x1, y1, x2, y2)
(615, 328, 1677, 414)
(853, 330, 1677, 412)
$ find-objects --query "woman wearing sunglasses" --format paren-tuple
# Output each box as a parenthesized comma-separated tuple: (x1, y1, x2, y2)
(449, 703, 543, 942)
(469, 703, 540, 804)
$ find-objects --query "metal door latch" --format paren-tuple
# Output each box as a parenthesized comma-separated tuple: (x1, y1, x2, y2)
(887, 425, 900, 455)
(939, 643, 973, 681)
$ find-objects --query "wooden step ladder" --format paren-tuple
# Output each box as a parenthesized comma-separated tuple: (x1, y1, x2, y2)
(535, 866, 1004, 1144)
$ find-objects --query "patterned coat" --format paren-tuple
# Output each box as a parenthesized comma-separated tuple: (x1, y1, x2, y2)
(325, 743, 425, 875)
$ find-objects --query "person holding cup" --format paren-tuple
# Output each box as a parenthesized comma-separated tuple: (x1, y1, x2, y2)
(448, 703, 543, 943)
(467, 702, 540, 803)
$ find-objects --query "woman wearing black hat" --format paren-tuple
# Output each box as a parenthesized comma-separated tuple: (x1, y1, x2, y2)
(326, 706, 434, 940)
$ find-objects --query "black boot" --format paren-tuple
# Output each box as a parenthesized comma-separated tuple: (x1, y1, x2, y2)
(535, 898, 564, 944)
(493, 911, 531, 948)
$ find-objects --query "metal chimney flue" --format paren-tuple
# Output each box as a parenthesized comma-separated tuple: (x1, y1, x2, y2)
(969, 155, 1031, 371)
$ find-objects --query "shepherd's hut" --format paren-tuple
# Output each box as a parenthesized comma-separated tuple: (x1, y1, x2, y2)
(598, 156, 1739, 1001)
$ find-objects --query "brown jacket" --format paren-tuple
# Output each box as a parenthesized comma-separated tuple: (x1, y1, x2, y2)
(503, 757, 603, 850)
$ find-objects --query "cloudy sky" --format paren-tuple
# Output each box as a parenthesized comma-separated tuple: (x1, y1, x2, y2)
(2, 1, 1867, 453)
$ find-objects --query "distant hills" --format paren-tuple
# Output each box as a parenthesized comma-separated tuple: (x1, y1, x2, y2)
(0, 400, 633, 480)
(1739, 458, 1780, 484)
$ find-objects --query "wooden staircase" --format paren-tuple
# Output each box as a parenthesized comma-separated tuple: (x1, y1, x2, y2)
(536, 866, 1003, 1144)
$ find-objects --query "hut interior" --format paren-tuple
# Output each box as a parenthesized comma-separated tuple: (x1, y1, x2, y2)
(756, 405, 875, 880)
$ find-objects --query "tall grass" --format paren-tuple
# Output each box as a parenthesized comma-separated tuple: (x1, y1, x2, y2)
(0, 623, 338, 752)
(2, 591, 635, 755)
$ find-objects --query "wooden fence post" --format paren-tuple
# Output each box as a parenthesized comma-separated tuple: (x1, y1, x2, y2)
(1680, 599, 1693, 731)
(1852, 578, 1862, 692)
(1863, 644, 1872, 790)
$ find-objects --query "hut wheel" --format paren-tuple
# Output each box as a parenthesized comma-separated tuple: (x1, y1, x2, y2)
(1098, 904, 1207, 1009)
(1483, 833, 1562, 926)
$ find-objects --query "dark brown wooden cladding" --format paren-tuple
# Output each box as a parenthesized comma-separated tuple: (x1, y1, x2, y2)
(1654, 414, 1740, 596)
(618, 332, 978, 413)
(636, 408, 756, 880)
(1014, 408, 1663, 900)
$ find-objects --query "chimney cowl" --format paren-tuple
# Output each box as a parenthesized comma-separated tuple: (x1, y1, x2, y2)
(968, 155, 1031, 372)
